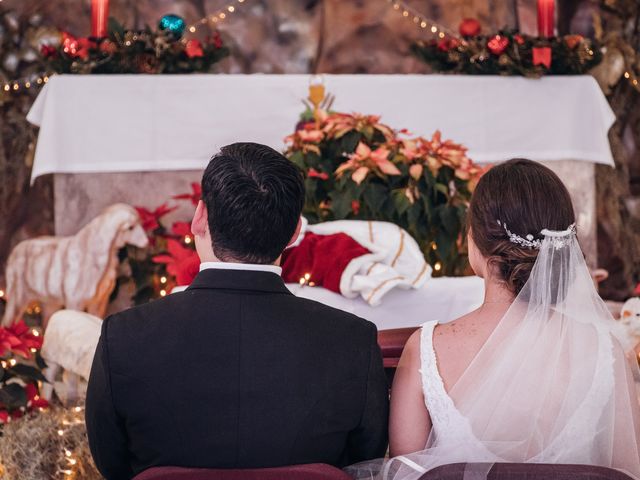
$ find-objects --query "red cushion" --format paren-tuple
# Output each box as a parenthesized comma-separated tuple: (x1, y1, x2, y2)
(133, 463, 352, 480)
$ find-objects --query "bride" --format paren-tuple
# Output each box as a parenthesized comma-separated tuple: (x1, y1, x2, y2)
(351, 159, 640, 479)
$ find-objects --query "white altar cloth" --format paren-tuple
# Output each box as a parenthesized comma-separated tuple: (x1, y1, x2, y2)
(27, 74, 615, 181)
(287, 275, 485, 330)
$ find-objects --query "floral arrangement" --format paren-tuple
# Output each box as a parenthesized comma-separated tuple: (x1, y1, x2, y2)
(41, 18, 229, 74)
(285, 110, 485, 276)
(0, 320, 48, 424)
(124, 184, 200, 304)
(412, 18, 602, 77)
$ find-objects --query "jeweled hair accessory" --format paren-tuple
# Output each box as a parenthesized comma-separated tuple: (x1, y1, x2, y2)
(497, 220, 542, 249)
(497, 220, 577, 250)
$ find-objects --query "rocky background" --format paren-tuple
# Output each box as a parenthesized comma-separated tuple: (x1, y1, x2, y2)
(1, 0, 639, 299)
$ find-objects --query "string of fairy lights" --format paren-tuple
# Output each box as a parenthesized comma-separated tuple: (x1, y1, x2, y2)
(1, 72, 50, 95)
(385, 0, 458, 40)
(185, 0, 247, 36)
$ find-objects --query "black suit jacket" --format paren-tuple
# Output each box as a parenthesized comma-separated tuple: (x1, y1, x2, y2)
(86, 269, 389, 479)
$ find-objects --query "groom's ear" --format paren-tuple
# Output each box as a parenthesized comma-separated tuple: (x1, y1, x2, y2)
(286, 217, 303, 248)
(191, 200, 208, 237)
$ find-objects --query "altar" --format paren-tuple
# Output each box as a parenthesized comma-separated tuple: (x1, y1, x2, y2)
(26, 74, 616, 329)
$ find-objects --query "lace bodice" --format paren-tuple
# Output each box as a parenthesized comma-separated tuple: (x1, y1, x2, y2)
(418, 321, 478, 444)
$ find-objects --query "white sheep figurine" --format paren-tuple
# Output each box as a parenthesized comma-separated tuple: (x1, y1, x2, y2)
(2, 203, 148, 326)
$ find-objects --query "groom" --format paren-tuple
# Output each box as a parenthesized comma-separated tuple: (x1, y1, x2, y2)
(86, 142, 389, 479)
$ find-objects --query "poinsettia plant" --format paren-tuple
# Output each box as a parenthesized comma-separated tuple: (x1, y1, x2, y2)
(123, 183, 201, 304)
(285, 110, 485, 276)
(0, 320, 49, 423)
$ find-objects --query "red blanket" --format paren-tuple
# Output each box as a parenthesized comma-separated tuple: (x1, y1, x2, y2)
(282, 232, 370, 293)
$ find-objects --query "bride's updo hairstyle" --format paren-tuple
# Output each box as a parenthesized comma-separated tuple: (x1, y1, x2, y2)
(468, 158, 575, 295)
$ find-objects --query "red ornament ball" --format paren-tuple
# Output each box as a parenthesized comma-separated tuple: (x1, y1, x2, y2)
(459, 18, 481, 37)
(487, 35, 509, 56)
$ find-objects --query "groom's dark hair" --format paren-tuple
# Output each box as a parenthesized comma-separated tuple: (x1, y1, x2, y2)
(201, 142, 305, 264)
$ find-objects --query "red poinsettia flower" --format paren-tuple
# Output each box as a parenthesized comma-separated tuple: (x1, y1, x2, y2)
(0, 410, 10, 424)
(25, 383, 49, 410)
(0, 328, 22, 358)
(135, 204, 178, 231)
(308, 168, 329, 181)
(185, 39, 204, 58)
(172, 183, 202, 206)
(487, 35, 509, 56)
(62, 32, 93, 60)
(210, 32, 223, 49)
(4, 320, 42, 358)
(171, 221, 192, 238)
(40, 44, 58, 58)
(514, 34, 525, 46)
(153, 239, 200, 286)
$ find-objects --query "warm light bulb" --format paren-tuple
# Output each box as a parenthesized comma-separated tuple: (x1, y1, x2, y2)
(2, 85, 9, 91)
(434, 262, 442, 272)
(438, 32, 445, 38)
(184, 236, 192, 244)
(228, 5, 235, 12)
(420, 21, 427, 28)
(624, 72, 631, 79)
(219, 12, 226, 19)
(189, 26, 196, 33)
(32, 329, 39, 336)
(431, 26, 437, 33)
(402, 10, 409, 17)
(0, 289, 4, 297)
(58, 429, 64, 436)
(160, 289, 167, 297)
(304, 273, 311, 280)
(9, 359, 16, 367)
(160, 276, 167, 284)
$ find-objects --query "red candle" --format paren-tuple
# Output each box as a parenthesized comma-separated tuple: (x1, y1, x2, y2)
(91, 0, 110, 38)
(537, 0, 555, 38)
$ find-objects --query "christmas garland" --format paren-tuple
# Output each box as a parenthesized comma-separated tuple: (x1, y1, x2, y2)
(412, 18, 602, 77)
(42, 17, 229, 75)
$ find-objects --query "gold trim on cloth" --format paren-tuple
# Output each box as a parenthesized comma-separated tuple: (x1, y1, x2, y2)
(366, 262, 379, 276)
(366, 275, 404, 303)
(391, 228, 405, 268)
(412, 263, 429, 286)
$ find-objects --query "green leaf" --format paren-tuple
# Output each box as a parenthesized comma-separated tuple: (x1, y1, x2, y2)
(288, 150, 305, 169)
(329, 191, 353, 220)
(0, 384, 28, 410)
(362, 183, 388, 214)
(391, 190, 411, 215)
(10, 364, 48, 383)
(107, 17, 125, 39)
(440, 206, 460, 236)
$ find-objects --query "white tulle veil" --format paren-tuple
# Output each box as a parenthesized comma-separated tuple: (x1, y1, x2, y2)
(349, 225, 640, 480)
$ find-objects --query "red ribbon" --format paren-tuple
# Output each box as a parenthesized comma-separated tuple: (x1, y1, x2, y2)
(533, 47, 552, 69)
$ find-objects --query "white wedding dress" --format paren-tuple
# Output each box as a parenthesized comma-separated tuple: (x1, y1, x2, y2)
(348, 227, 640, 480)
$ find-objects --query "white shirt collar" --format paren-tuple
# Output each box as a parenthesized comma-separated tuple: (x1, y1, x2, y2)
(199, 261, 282, 276)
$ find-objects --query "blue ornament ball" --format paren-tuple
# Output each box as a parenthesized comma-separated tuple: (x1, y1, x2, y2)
(159, 14, 186, 37)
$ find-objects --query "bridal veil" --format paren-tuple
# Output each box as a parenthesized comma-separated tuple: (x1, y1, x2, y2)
(351, 226, 640, 479)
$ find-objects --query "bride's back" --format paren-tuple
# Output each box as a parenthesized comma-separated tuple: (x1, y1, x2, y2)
(388, 159, 640, 480)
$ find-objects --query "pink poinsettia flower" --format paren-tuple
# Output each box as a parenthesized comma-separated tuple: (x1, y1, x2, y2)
(335, 142, 401, 185)
(297, 128, 324, 143)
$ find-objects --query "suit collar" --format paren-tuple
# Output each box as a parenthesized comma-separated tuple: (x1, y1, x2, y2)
(187, 268, 292, 295)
